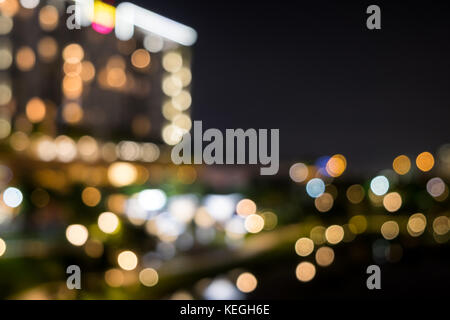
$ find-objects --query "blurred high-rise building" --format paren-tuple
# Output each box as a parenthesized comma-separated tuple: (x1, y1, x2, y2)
(0, 0, 196, 163)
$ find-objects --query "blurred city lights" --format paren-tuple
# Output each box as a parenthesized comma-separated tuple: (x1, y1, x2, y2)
(289, 162, 309, 183)
(194, 207, 215, 228)
(162, 124, 184, 145)
(236, 272, 257, 293)
(382, 192, 402, 212)
(261, 211, 278, 230)
(0, 15, 13, 35)
(432, 216, 449, 236)
(314, 192, 334, 212)
(115, 2, 197, 45)
(55, 135, 77, 162)
(175, 67, 192, 87)
(131, 49, 151, 69)
(25, 97, 45, 123)
(310, 226, 326, 245)
(155, 212, 186, 239)
(16, 46, 35, 71)
(2, 186, 23, 208)
(407, 213, 427, 237)
(138, 189, 167, 211)
(392, 155, 411, 175)
(0, 0, 447, 302)
(163, 52, 183, 73)
(117, 250, 138, 270)
(326, 154, 347, 177)
(105, 268, 124, 288)
(381, 221, 400, 240)
(225, 216, 246, 239)
(143, 33, 164, 53)
(244, 214, 264, 234)
(162, 75, 183, 97)
(204, 278, 242, 300)
(0, 44, 12, 70)
(295, 237, 314, 257)
(37, 36, 58, 62)
(107, 162, 137, 187)
(168, 195, 197, 223)
(80, 60, 95, 82)
(62, 102, 83, 124)
(370, 175, 389, 196)
(62, 43, 84, 64)
(346, 184, 365, 204)
(20, 0, 39, 9)
(325, 225, 344, 245)
(426, 177, 446, 198)
(84, 239, 104, 258)
(295, 262, 316, 282)
(315, 246, 334, 267)
(204, 194, 237, 222)
(416, 152, 435, 172)
(236, 198, 256, 217)
(0, 83, 12, 105)
(172, 91, 192, 111)
(30, 188, 49, 208)
(348, 215, 367, 234)
(139, 268, 159, 287)
(306, 178, 325, 198)
(92, 0, 115, 34)
(66, 224, 89, 246)
(98, 212, 120, 234)
(315, 156, 330, 177)
(39, 5, 59, 31)
(0, 238, 6, 257)
(81, 187, 101, 207)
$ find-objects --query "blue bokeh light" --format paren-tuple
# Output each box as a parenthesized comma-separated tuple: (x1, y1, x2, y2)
(306, 178, 326, 198)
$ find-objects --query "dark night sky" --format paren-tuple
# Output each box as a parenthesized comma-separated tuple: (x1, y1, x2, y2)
(131, 0, 450, 172)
